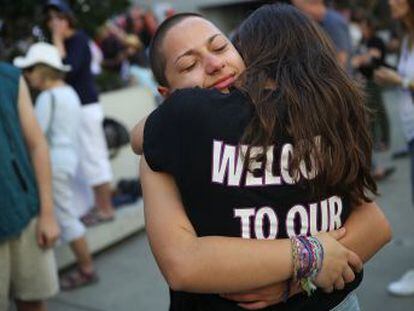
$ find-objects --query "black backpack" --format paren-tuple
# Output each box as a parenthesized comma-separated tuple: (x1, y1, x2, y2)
(103, 117, 130, 159)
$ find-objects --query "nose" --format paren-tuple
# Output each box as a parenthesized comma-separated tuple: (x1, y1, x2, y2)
(205, 54, 225, 75)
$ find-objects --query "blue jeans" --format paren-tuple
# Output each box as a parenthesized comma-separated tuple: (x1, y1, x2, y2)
(330, 292, 360, 311)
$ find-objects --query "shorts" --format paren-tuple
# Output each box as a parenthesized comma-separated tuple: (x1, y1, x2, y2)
(76, 103, 112, 186)
(330, 292, 360, 311)
(0, 218, 59, 309)
(53, 170, 86, 243)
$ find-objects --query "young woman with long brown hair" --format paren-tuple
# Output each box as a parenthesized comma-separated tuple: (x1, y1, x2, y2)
(375, 0, 414, 296)
(135, 4, 391, 310)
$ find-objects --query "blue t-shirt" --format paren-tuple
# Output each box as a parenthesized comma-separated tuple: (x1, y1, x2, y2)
(63, 30, 98, 105)
(320, 9, 352, 73)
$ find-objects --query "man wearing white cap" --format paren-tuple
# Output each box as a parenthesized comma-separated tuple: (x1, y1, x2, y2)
(14, 42, 99, 290)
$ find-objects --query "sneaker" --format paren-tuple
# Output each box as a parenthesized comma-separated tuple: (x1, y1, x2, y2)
(388, 270, 414, 296)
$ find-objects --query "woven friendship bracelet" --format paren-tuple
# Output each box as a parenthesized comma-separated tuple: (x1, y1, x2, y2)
(290, 236, 324, 296)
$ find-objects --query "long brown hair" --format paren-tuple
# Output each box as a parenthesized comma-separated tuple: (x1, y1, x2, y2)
(233, 4, 377, 204)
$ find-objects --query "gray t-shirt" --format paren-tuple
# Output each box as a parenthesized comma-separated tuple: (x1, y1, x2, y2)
(320, 9, 352, 73)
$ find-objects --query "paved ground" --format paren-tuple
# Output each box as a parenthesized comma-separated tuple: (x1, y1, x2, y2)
(47, 90, 414, 310)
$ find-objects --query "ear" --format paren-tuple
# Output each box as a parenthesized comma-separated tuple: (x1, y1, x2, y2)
(157, 86, 172, 98)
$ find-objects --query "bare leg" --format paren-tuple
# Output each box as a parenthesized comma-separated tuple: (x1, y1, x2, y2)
(70, 237, 94, 273)
(93, 182, 114, 218)
(15, 300, 47, 311)
(60, 237, 98, 290)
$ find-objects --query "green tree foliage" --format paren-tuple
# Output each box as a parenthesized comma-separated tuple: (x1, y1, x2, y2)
(0, 0, 129, 56)
(69, 0, 130, 36)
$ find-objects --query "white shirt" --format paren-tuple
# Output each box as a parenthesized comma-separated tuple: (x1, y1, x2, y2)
(35, 85, 81, 175)
(397, 36, 414, 142)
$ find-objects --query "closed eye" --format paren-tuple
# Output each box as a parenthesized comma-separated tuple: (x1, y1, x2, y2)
(214, 44, 228, 52)
(182, 62, 197, 72)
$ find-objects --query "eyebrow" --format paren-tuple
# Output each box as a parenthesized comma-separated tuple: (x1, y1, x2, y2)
(174, 33, 223, 65)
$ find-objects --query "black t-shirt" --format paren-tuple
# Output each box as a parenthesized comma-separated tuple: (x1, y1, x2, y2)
(63, 31, 98, 105)
(357, 36, 386, 80)
(144, 88, 362, 311)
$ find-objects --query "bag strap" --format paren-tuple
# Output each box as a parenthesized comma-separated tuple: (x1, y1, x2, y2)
(45, 91, 56, 143)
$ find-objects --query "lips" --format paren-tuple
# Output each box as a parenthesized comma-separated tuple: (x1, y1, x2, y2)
(212, 74, 236, 90)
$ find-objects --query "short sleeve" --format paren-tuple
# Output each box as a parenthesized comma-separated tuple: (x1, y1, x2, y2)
(327, 25, 349, 52)
(143, 93, 183, 175)
(321, 13, 351, 53)
(34, 92, 53, 133)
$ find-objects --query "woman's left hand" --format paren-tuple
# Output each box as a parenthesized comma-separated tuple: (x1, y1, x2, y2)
(374, 66, 402, 87)
(220, 282, 301, 310)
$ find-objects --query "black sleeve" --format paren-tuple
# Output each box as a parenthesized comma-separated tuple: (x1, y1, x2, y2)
(369, 37, 387, 64)
(63, 33, 91, 81)
(143, 92, 184, 175)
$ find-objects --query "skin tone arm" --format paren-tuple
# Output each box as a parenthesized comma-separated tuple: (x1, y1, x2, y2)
(374, 66, 414, 90)
(337, 51, 349, 71)
(141, 157, 362, 294)
(339, 201, 391, 263)
(130, 116, 147, 155)
(18, 77, 60, 248)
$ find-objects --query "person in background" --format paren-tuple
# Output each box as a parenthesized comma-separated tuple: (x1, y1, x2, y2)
(126, 5, 157, 50)
(98, 24, 127, 75)
(375, 0, 414, 296)
(44, 0, 115, 225)
(291, 0, 353, 74)
(14, 42, 99, 290)
(352, 12, 394, 181)
(0, 62, 59, 311)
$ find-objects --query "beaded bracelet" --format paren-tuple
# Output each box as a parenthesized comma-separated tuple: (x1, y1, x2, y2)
(290, 236, 324, 296)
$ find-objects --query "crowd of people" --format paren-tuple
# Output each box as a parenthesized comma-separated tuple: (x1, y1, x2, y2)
(1, 0, 414, 310)
(94, 4, 166, 100)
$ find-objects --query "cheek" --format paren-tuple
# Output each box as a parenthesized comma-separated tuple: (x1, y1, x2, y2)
(179, 71, 205, 88)
(229, 51, 245, 72)
(31, 74, 42, 87)
(47, 20, 54, 30)
(168, 70, 205, 89)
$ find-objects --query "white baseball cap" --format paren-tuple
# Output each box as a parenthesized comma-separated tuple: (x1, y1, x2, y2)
(13, 42, 71, 72)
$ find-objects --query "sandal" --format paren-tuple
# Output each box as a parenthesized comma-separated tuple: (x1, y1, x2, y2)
(60, 269, 99, 291)
(81, 209, 115, 227)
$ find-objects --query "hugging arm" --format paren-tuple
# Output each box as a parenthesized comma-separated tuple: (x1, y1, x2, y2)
(339, 200, 391, 262)
(142, 157, 293, 293)
(141, 157, 360, 294)
(130, 116, 147, 155)
(223, 200, 392, 309)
